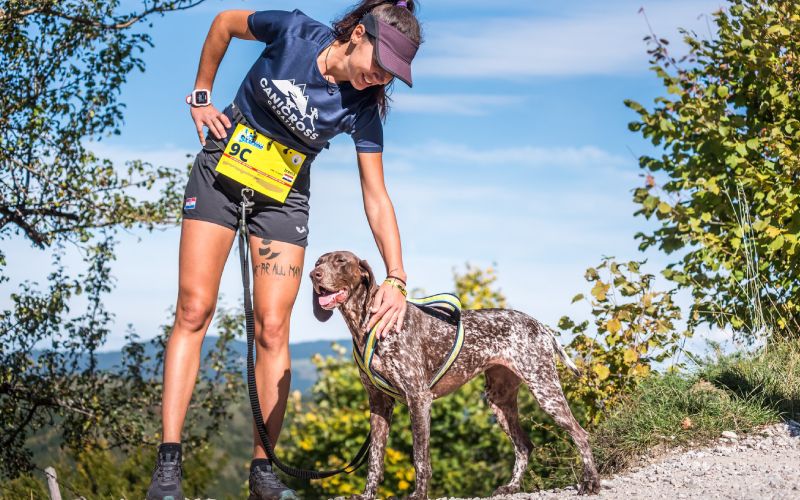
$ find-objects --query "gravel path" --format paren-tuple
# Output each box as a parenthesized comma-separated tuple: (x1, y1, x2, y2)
(438, 421, 800, 500)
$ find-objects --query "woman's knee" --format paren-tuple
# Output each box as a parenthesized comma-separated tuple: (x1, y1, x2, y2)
(174, 296, 216, 334)
(254, 313, 290, 351)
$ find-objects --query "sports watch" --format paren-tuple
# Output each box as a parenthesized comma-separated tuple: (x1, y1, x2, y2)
(185, 89, 211, 107)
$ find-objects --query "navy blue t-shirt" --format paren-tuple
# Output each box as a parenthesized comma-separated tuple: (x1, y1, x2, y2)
(233, 9, 383, 157)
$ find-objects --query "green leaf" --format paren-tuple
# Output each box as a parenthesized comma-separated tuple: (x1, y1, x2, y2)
(767, 25, 790, 36)
(769, 235, 785, 252)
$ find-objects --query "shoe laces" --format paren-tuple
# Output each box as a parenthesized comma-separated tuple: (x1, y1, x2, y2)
(252, 466, 291, 491)
(156, 454, 182, 482)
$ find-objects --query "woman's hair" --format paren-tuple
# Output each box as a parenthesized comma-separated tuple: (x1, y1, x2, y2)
(332, 0, 423, 120)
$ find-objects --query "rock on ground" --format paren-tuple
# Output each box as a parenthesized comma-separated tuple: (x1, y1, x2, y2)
(435, 421, 800, 500)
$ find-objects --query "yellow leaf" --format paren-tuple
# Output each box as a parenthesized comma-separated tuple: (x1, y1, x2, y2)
(607, 318, 622, 334)
(623, 349, 638, 364)
(593, 364, 610, 380)
(591, 281, 610, 301)
(398, 480, 410, 490)
(633, 364, 650, 377)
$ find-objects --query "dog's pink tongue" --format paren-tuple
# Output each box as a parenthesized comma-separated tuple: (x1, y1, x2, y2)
(318, 291, 341, 307)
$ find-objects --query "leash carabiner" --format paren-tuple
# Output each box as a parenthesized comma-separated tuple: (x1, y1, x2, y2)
(239, 187, 255, 233)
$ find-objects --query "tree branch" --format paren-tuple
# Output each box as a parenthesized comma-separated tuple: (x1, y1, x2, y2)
(37, 1, 208, 30)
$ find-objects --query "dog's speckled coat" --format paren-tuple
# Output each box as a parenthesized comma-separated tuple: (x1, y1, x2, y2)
(309, 251, 600, 499)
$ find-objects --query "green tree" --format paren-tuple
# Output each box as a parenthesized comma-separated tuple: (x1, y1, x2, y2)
(0, 0, 244, 479)
(626, 0, 800, 341)
(558, 257, 688, 423)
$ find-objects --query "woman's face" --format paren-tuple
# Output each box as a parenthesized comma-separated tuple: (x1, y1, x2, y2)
(347, 24, 394, 91)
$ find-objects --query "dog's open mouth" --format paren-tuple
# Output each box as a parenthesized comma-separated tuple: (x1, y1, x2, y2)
(317, 286, 348, 310)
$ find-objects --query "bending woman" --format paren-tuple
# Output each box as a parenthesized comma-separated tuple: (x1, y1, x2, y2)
(146, 1, 422, 499)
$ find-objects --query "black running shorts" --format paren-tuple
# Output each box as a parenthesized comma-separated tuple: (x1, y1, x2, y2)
(182, 106, 313, 248)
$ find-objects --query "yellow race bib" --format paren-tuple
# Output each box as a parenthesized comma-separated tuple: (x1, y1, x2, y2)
(215, 123, 306, 203)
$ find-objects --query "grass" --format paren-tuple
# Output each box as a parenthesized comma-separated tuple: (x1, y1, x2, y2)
(591, 338, 800, 474)
(697, 340, 800, 422)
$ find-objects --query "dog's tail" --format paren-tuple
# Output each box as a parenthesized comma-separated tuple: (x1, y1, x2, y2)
(542, 323, 581, 377)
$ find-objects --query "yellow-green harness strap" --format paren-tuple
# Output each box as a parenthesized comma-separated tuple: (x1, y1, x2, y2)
(352, 293, 465, 404)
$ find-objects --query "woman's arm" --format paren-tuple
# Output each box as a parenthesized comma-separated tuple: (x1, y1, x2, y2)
(358, 151, 408, 339)
(190, 10, 255, 145)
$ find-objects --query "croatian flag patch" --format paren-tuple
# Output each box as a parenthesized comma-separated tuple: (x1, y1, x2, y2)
(184, 197, 197, 210)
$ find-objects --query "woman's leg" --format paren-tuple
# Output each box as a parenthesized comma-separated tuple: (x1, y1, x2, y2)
(162, 218, 236, 443)
(249, 237, 305, 459)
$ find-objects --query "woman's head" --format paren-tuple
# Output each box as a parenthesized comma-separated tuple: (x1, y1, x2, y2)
(332, 0, 423, 118)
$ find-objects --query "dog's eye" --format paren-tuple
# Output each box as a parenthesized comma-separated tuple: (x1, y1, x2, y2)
(336, 256, 347, 264)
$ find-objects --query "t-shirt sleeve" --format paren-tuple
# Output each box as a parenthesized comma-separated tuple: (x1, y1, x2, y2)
(247, 9, 296, 44)
(351, 105, 384, 153)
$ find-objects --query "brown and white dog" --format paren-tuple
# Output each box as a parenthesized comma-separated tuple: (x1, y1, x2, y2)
(309, 251, 600, 499)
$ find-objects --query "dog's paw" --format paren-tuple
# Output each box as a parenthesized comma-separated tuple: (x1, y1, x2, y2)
(577, 473, 601, 495)
(492, 484, 521, 496)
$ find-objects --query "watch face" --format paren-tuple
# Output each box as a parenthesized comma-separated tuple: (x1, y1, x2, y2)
(194, 91, 209, 105)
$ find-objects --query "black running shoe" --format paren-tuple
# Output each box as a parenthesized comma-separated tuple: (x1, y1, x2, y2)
(146, 444, 184, 500)
(248, 461, 299, 500)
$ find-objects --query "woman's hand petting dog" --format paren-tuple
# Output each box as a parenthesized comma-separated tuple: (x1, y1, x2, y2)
(365, 282, 407, 339)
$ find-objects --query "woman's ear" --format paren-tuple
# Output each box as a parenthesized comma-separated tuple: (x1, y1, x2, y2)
(359, 259, 375, 289)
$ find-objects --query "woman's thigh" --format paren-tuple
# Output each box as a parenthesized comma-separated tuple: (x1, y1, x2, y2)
(251, 237, 306, 336)
(176, 218, 236, 328)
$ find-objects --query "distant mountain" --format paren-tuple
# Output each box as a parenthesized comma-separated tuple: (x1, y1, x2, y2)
(32, 337, 352, 395)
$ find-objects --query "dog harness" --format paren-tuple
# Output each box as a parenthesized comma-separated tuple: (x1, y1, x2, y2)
(352, 293, 465, 404)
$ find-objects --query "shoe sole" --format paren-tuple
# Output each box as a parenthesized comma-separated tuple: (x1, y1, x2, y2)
(248, 492, 297, 500)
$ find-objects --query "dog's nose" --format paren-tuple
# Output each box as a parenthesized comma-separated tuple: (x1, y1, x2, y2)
(310, 267, 323, 281)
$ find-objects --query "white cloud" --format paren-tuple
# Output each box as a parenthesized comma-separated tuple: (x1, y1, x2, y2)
(395, 140, 631, 170)
(87, 141, 195, 171)
(415, 0, 724, 78)
(391, 93, 520, 116)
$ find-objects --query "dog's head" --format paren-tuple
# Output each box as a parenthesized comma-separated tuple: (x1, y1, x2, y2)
(308, 251, 375, 321)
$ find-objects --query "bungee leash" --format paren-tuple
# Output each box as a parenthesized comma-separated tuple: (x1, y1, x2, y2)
(237, 187, 371, 479)
(237, 188, 467, 479)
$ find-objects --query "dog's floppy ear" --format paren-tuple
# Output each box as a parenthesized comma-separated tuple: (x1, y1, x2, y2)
(359, 259, 375, 289)
(312, 287, 333, 322)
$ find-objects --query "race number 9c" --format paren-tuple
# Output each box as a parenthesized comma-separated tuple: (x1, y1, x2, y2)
(229, 142, 252, 162)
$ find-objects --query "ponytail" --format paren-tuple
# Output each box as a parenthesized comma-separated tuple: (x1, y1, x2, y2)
(332, 0, 423, 120)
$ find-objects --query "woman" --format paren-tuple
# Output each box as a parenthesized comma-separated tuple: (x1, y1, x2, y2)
(146, 1, 422, 499)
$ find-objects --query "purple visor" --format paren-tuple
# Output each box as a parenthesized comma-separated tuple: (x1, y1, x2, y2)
(361, 13, 419, 87)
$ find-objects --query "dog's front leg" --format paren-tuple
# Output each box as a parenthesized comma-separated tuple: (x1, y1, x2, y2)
(406, 391, 433, 500)
(350, 384, 396, 500)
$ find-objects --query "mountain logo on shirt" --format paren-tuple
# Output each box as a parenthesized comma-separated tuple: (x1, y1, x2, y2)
(260, 78, 320, 140)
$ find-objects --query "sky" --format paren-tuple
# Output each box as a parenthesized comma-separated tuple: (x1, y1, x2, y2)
(6, 0, 737, 353)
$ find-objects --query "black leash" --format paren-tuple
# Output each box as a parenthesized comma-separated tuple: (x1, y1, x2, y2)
(237, 187, 372, 480)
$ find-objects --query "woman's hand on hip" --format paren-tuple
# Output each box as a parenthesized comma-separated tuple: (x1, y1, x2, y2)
(190, 104, 232, 146)
(366, 282, 408, 340)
